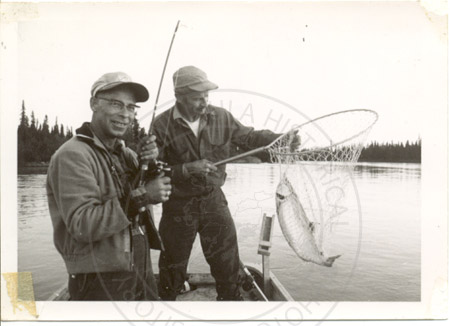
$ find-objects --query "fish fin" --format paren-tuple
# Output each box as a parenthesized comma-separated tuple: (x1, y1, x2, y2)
(324, 255, 341, 267)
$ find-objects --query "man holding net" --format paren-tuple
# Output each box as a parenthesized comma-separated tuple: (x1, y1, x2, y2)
(152, 66, 300, 301)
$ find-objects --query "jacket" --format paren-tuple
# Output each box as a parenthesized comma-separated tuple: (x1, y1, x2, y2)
(153, 104, 281, 199)
(46, 123, 156, 274)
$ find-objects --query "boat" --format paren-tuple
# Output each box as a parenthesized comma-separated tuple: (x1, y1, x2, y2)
(48, 265, 292, 301)
(48, 214, 293, 301)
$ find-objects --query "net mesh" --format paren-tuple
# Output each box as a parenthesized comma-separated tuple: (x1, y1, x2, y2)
(269, 109, 378, 255)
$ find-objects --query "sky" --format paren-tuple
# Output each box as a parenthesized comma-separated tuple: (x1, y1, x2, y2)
(3, 1, 448, 143)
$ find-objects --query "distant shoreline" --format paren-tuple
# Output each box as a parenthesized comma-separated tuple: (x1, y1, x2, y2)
(17, 159, 422, 175)
(18, 162, 49, 175)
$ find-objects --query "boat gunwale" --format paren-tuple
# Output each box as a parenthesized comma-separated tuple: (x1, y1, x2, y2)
(48, 268, 293, 301)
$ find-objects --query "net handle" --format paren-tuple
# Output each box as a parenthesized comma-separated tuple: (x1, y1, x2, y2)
(213, 109, 378, 166)
(213, 145, 269, 166)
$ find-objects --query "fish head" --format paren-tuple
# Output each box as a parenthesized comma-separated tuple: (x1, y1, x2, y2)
(275, 177, 294, 207)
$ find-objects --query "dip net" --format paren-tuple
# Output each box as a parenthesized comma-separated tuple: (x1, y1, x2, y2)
(269, 109, 378, 256)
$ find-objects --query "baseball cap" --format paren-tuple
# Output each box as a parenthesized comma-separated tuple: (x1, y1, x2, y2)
(91, 72, 149, 102)
(173, 66, 218, 94)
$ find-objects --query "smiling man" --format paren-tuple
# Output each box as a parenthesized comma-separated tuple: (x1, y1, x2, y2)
(46, 72, 171, 300)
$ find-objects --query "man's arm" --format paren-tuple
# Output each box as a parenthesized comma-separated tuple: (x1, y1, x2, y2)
(229, 113, 281, 149)
(47, 149, 130, 243)
(123, 136, 171, 213)
(153, 121, 191, 183)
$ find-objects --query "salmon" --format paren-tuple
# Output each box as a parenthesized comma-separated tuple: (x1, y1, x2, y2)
(275, 175, 341, 267)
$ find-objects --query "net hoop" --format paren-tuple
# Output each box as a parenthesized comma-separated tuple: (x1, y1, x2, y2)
(269, 109, 378, 156)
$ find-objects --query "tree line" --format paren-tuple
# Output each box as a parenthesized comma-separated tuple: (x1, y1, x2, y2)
(18, 101, 74, 166)
(17, 101, 146, 167)
(18, 102, 421, 166)
(234, 139, 421, 164)
(358, 139, 421, 163)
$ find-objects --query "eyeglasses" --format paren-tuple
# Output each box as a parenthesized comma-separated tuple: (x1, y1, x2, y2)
(96, 97, 140, 113)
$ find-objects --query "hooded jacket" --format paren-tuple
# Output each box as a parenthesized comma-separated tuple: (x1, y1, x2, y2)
(46, 123, 157, 274)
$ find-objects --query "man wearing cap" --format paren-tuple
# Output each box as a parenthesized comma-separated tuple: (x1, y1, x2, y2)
(47, 72, 171, 300)
(152, 66, 281, 300)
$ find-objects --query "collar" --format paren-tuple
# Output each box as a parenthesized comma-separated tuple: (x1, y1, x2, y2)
(76, 122, 95, 139)
(172, 105, 185, 121)
(76, 122, 123, 154)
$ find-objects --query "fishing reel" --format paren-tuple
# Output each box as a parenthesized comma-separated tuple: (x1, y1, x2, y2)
(240, 265, 264, 292)
(242, 278, 254, 292)
(147, 160, 172, 178)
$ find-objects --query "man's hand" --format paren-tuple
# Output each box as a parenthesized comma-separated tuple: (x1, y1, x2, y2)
(144, 173, 172, 203)
(184, 159, 218, 176)
(138, 135, 159, 162)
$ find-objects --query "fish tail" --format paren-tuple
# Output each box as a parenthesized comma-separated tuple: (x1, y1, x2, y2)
(324, 255, 341, 267)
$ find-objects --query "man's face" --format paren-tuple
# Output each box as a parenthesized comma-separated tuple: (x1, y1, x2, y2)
(90, 87, 138, 143)
(177, 91, 209, 117)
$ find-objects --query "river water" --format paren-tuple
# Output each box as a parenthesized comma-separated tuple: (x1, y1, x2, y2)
(18, 163, 420, 301)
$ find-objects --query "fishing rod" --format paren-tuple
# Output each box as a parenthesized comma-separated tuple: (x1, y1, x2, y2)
(131, 20, 180, 251)
(240, 261, 269, 301)
(140, 20, 180, 180)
